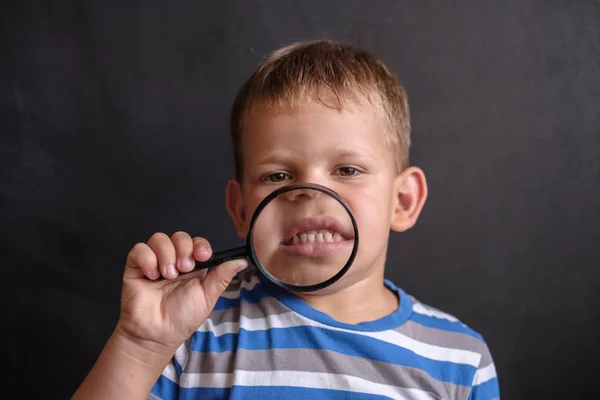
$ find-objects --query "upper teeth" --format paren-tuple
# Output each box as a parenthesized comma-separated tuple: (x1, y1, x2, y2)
(291, 229, 344, 244)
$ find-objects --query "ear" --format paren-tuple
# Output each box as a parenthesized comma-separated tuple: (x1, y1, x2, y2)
(390, 166, 428, 232)
(226, 179, 249, 239)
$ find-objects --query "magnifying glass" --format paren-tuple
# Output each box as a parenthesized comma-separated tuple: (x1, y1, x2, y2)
(166, 183, 359, 292)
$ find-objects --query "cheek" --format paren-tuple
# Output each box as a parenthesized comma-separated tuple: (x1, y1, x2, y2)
(236, 196, 264, 239)
(242, 193, 279, 244)
(249, 209, 282, 264)
(348, 192, 394, 251)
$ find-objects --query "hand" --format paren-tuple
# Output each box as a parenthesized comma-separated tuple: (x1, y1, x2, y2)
(115, 231, 248, 357)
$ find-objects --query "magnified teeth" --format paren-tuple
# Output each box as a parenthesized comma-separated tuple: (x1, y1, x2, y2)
(316, 232, 324, 243)
(289, 229, 345, 244)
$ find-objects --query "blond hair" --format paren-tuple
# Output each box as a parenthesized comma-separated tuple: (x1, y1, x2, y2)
(230, 39, 411, 180)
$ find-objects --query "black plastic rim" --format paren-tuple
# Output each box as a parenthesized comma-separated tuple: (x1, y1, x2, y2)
(246, 183, 359, 292)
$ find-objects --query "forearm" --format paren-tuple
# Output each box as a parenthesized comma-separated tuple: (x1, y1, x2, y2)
(71, 329, 174, 400)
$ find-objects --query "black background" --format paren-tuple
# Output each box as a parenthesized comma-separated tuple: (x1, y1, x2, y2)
(2, 1, 599, 399)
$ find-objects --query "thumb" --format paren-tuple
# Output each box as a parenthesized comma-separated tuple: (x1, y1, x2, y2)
(201, 259, 249, 310)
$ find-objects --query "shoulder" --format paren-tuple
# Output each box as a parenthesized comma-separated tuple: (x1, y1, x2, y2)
(397, 288, 500, 398)
(384, 277, 486, 345)
(402, 289, 491, 358)
(407, 292, 484, 340)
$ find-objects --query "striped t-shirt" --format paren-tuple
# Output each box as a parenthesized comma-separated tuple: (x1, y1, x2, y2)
(150, 267, 500, 399)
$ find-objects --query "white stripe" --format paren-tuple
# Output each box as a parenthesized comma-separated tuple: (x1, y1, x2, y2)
(181, 369, 440, 400)
(412, 303, 459, 322)
(196, 310, 480, 367)
(162, 362, 178, 382)
(473, 362, 497, 385)
(358, 327, 480, 367)
(174, 343, 189, 371)
(221, 275, 261, 299)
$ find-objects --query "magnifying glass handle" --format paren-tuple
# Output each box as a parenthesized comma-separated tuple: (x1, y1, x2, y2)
(154, 246, 248, 281)
(193, 246, 248, 269)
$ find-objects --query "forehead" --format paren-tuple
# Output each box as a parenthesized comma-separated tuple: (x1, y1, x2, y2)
(241, 101, 391, 163)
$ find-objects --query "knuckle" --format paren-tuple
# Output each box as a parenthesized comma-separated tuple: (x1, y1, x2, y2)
(148, 232, 169, 244)
(128, 242, 148, 261)
(130, 242, 146, 255)
(171, 231, 190, 240)
(147, 234, 175, 258)
(127, 243, 156, 268)
(216, 276, 231, 291)
(172, 232, 193, 252)
(139, 250, 157, 267)
(193, 237, 210, 247)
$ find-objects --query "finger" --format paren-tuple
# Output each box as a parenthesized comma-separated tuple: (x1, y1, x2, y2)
(171, 231, 195, 273)
(201, 259, 248, 310)
(171, 267, 208, 282)
(124, 242, 159, 280)
(192, 237, 213, 262)
(147, 232, 178, 279)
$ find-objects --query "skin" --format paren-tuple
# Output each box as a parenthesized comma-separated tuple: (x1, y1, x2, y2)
(71, 99, 427, 400)
(227, 100, 428, 322)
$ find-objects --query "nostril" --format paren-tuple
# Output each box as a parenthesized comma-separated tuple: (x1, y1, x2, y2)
(285, 188, 322, 201)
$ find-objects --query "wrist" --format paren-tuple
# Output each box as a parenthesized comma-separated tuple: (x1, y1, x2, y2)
(112, 324, 177, 369)
(71, 326, 176, 400)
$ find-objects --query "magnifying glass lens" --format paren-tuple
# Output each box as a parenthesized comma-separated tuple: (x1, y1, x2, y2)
(250, 186, 356, 289)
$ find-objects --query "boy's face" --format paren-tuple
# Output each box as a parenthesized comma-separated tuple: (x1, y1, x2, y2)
(226, 100, 426, 291)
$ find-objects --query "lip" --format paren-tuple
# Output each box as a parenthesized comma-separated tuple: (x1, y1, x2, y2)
(282, 215, 355, 244)
(280, 240, 353, 258)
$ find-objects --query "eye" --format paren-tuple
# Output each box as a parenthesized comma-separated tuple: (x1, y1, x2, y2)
(337, 167, 359, 177)
(261, 172, 291, 183)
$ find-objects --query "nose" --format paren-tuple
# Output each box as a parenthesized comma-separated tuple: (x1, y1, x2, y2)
(284, 186, 323, 202)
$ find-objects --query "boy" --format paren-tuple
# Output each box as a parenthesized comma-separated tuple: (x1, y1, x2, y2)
(73, 40, 500, 399)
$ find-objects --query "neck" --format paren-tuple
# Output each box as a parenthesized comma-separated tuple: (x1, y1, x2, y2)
(294, 272, 399, 324)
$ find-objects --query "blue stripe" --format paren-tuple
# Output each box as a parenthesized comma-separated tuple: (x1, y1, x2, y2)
(180, 387, 230, 399)
(410, 312, 484, 340)
(189, 326, 476, 386)
(468, 377, 500, 399)
(181, 385, 393, 399)
(173, 357, 183, 376)
(151, 374, 178, 399)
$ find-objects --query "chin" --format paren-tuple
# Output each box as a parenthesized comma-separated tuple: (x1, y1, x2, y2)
(300, 268, 372, 296)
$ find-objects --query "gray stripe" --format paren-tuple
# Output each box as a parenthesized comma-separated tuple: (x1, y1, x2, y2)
(184, 347, 471, 399)
(206, 293, 290, 324)
(479, 343, 494, 368)
(395, 320, 486, 358)
(404, 299, 495, 368)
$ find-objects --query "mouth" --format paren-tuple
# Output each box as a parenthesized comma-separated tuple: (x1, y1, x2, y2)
(279, 216, 354, 258)
(282, 216, 354, 246)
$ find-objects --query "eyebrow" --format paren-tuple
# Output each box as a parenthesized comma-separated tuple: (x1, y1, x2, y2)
(335, 149, 375, 159)
(257, 149, 375, 165)
(257, 154, 294, 165)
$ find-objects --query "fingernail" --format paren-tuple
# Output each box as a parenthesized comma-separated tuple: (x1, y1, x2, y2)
(149, 269, 159, 280)
(181, 257, 194, 269)
(167, 263, 177, 277)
